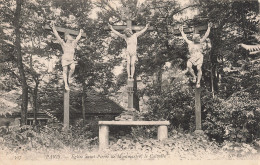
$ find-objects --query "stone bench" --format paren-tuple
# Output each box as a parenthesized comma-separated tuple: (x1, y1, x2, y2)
(98, 121, 170, 150)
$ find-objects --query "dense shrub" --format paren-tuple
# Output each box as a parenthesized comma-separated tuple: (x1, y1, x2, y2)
(1, 127, 259, 160)
(141, 81, 195, 132)
(0, 124, 97, 151)
(201, 92, 226, 142)
(202, 90, 260, 143)
(141, 77, 260, 144)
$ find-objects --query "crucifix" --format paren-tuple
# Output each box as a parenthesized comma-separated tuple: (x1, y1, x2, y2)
(108, 15, 152, 120)
(193, 24, 211, 134)
(175, 22, 211, 133)
(45, 24, 86, 130)
(109, 20, 151, 111)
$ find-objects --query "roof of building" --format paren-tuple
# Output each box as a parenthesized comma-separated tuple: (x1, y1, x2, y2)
(74, 89, 125, 114)
(0, 88, 125, 118)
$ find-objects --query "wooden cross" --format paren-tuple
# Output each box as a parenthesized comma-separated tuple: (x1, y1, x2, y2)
(109, 20, 154, 31)
(44, 25, 87, 38)
(171, 24, 208, 35)
(44, 25, 86, 131)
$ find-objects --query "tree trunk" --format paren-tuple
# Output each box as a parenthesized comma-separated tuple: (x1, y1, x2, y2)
(156, 65, 163, 93)
(82, 82, 87, 126)
(210, 64, 215, 98)
(33, 82, 39, 125)
(209, 29, 221, 95)
(14, 0, 28, 126)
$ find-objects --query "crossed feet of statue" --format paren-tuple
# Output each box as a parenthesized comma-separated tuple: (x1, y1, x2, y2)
(190, 76, 201, 88)
(64, 78, 74, 91)
(196, 83, 200, 88)
(65, 85, 70, 91)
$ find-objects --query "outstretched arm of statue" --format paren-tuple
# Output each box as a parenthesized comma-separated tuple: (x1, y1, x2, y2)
(179, 25, 191, 43)
(135, 23, 149, 37)
(201, 22, 212, 42)
(74, 29, 83, 44)
(108, 24, 125, 39)
(50, 22, 64, 45)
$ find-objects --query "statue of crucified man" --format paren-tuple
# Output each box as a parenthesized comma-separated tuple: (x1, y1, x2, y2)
(179, 22, 212, 88)
(50, 22, 83, 91)
(108, 23, 149, 80)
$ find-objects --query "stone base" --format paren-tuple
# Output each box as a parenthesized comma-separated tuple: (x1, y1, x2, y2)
(194, 130, 204, 135)
(115, 109, 144, 121)
(115, 115, 135, 121)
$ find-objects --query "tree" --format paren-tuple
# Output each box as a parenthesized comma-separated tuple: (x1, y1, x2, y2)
(1, 0, 63, 125)
(195, 0, 258, 96)
(13, 0, 29, 126)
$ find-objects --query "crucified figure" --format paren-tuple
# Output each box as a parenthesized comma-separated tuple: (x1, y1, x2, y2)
(179, 22, 212, 88)
(50, 22, 83, 91)
(108, 23, 149, 80)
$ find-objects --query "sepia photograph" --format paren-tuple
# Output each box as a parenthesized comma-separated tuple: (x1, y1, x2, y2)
(0, 0, 259, 164)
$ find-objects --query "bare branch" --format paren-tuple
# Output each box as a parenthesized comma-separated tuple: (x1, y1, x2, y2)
(99, 0, 122, 20)
(120, 0, 127, 7)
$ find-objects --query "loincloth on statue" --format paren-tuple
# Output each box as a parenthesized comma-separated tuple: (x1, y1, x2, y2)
(62, 52, 76, 67)
(62, 59, 75, 67)
(125, 52, 138, 62)
(188, 53, 203, 66)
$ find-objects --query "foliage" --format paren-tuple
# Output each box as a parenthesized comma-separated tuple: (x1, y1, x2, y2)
(1, 128, 259, 160)
(142, 56, 260, 143)
(0, 124, 97, 152)
(141, 81, 195, 131)
(202, 90, 260, 143)
(196, 0, 259, 93)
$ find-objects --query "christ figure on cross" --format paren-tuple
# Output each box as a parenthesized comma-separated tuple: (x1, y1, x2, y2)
(108, 23, 149, 80)
(50, 22, 83, 91)
(179, 22, 212, 88)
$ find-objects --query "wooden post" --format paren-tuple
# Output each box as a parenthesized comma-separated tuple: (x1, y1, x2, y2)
(194, 26, 199, 34)
(64, 90, 70, 131)
(158, 125, 168, 140)
(126, 20, 132, 29)
(99, 125, 109, 150)
(195, 88, 203, 133)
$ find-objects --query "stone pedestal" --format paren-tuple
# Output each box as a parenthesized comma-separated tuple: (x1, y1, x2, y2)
(115, 109, 138, 121)
(194, 130, 204, 135)
(127, 79, 134, 109)
(115, 79, 139, 121)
